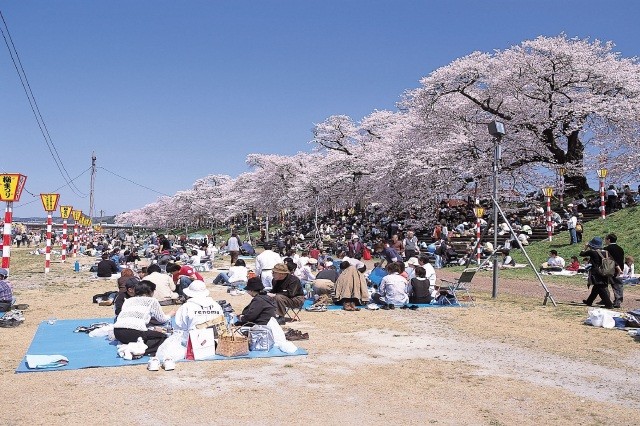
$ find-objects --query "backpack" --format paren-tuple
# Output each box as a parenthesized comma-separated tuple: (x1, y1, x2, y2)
(575, 223, 583, 232)
(595, 251, 617, 278)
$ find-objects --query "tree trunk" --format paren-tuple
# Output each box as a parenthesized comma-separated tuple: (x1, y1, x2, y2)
(563, 130, 591, 194)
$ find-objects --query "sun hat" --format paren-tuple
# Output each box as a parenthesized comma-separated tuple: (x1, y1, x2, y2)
(245, 277, 264, 292)
(587, 236, 603, 249)
(406, 257, 420, 266)
(183, 280, 209, 298)
(272, 263, 289, 274)
(323, 261, 333, 267)
(307, 258, 318, 264)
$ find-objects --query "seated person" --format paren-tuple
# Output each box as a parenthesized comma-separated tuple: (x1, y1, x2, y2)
(566, 256, 581, 272)
(313, 261, 338, 296)
(295, 258, 316, 287)
(372, 262, 409, 307)
(500, 249, 516, 269)
(189, 250, 202, 266)
(268, 263, 305, 323)
(213, 259, 249, 288)
(622, 255, 638, 285)
(409, 266, 432, 304)
(334, 261, 370, 311)
(97, 252, 120, 277)
(117, 268, 136, 293)
(236, 277, 277, 325)
(174, 280, 223, 344)
(0, 267, 15, 306)
(166, 262, 204, 295)
(540, 250, 565, 272)
(114, 277, 139, 318)
(113, 280, 175, 356)
(125, 249, 141, 265)
(144, 264, 179, 305)
(240, 241, 256, 256)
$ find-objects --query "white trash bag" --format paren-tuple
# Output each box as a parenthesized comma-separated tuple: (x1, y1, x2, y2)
(267, 317, 298, 354)
(156, 331, 187, 362)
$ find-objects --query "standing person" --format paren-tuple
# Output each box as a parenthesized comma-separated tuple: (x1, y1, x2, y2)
(254, 242, 282, 290)
(575, 214, 584, 243)
(603, 233, 625, 308)
(566, 211, 578, 245)
(226, 232, 241, 266)
(580, 237, 613, 309)
(403, 231, 419, 260)
(346, 236, 364, 259)
(390, 234, 404, 258)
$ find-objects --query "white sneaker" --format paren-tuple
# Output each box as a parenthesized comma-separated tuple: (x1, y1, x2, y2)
(147, 357, 160, 371)
(163, 357, 176, 371)
(229, 289, 238, 296)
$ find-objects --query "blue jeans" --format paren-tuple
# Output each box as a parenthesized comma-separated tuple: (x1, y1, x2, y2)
(213, 273, 230, 285)
(569, 228, 577, 244)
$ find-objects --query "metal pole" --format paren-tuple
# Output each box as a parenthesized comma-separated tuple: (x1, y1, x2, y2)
(61, 218, 68, 263)
(492, 137, 500, 298)
(45, 212, 52, 273)
(546, 195, 553, 241)
(2, 202, 13, 271)
(600, 178, 606, 219)
(476, 217, 482, 263)
(490, 196, 557, 306)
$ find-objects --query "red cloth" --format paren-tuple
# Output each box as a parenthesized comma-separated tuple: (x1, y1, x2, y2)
(172, 265, 203, 283)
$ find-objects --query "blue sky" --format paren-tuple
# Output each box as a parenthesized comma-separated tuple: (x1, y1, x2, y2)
(1, 0, 639, 218)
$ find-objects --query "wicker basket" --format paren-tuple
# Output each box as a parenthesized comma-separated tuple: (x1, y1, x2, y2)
(216, 328, 249, 357)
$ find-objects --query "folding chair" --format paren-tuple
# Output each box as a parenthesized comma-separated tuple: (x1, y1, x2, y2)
(439, 268, 477, 306)
(285, 306, 302, 322)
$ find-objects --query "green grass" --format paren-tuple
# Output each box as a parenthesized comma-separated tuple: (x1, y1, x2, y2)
(497, 206, 640, 282)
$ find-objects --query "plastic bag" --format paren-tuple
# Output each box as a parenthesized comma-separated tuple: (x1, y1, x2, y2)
(267, 317, 297, 354)
(88, 323, 115, 339)
(156, 331, 187, 362)
(587, 308, 617, 329)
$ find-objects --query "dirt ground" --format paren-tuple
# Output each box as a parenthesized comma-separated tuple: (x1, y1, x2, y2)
(2, 248, 640, 426)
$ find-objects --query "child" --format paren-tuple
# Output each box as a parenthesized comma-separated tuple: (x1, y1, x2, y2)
(408, 266, 432, 304)
(622, 255, 638, 285)
(566, 256, 580, 272)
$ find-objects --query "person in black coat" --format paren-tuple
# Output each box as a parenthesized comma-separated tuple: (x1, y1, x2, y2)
(237, 277, 276, 325)
(580, 237, 613, 309)
(603, 233, 624, 308)
(97, 252, 120, 278)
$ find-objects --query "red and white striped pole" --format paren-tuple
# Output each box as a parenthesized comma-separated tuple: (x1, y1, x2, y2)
(73, 222, 78, 257)
(61, 218, 68, 263)
(39, 193, 60, 273)
(543, 187, 554, 241)
(45, 211, 52, 273)
(597, 168, 608, 220)
(473, 206, 485, 263)
(2, 202, 13, 270)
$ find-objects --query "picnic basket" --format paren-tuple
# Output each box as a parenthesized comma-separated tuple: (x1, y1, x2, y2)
(216, 327, 249, 357)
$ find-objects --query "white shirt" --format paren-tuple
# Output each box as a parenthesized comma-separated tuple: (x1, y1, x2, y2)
(227, 265, 248, 283)
(227, 237, 240, 251)
(174, 296, 223, 345)
(547, 256, 565, 268)
(145, 272, 178, 302)
(379, 273, 409, 306)
(255, 250, 282, 276)
(421, 263, 437, 287)
(114, 296, 170, 331)
(567, 216, 577, 229)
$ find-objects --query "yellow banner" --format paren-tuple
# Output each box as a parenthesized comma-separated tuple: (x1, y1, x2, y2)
(0, 173, 27, 202)
(40, 193, 60, 212)
(72, 210, 82, 221)
(60, 205, 73, 219)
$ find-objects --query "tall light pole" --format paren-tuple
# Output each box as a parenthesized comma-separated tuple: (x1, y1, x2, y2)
(597, 168, 608, 219)
(473, 206, 485, 264)
(488, 120, 505, 299)
(543, 186, 554, 241)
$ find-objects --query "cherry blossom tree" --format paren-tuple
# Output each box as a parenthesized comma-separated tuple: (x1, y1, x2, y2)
(403, 35, 640, 192)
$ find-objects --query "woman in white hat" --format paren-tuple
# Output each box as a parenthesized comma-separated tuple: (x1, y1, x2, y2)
(174, 280, 223, 344)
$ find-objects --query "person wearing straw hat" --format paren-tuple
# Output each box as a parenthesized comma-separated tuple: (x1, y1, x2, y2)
(580, 237, 614, 309)
(174, 280, 223, 344)
(268, 263, 305, 321)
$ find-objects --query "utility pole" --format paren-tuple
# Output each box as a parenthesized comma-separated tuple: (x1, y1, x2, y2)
(89, 152, 96, 221)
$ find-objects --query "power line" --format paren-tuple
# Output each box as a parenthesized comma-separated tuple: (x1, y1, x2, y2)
(97, 166, 170, 196)
(14, 167, 91, 209)
(0, 9, 86, 197)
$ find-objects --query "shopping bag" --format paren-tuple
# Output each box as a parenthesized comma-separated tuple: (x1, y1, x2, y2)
(186, 328, 216, 360)
(248, 324, 274, 351)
